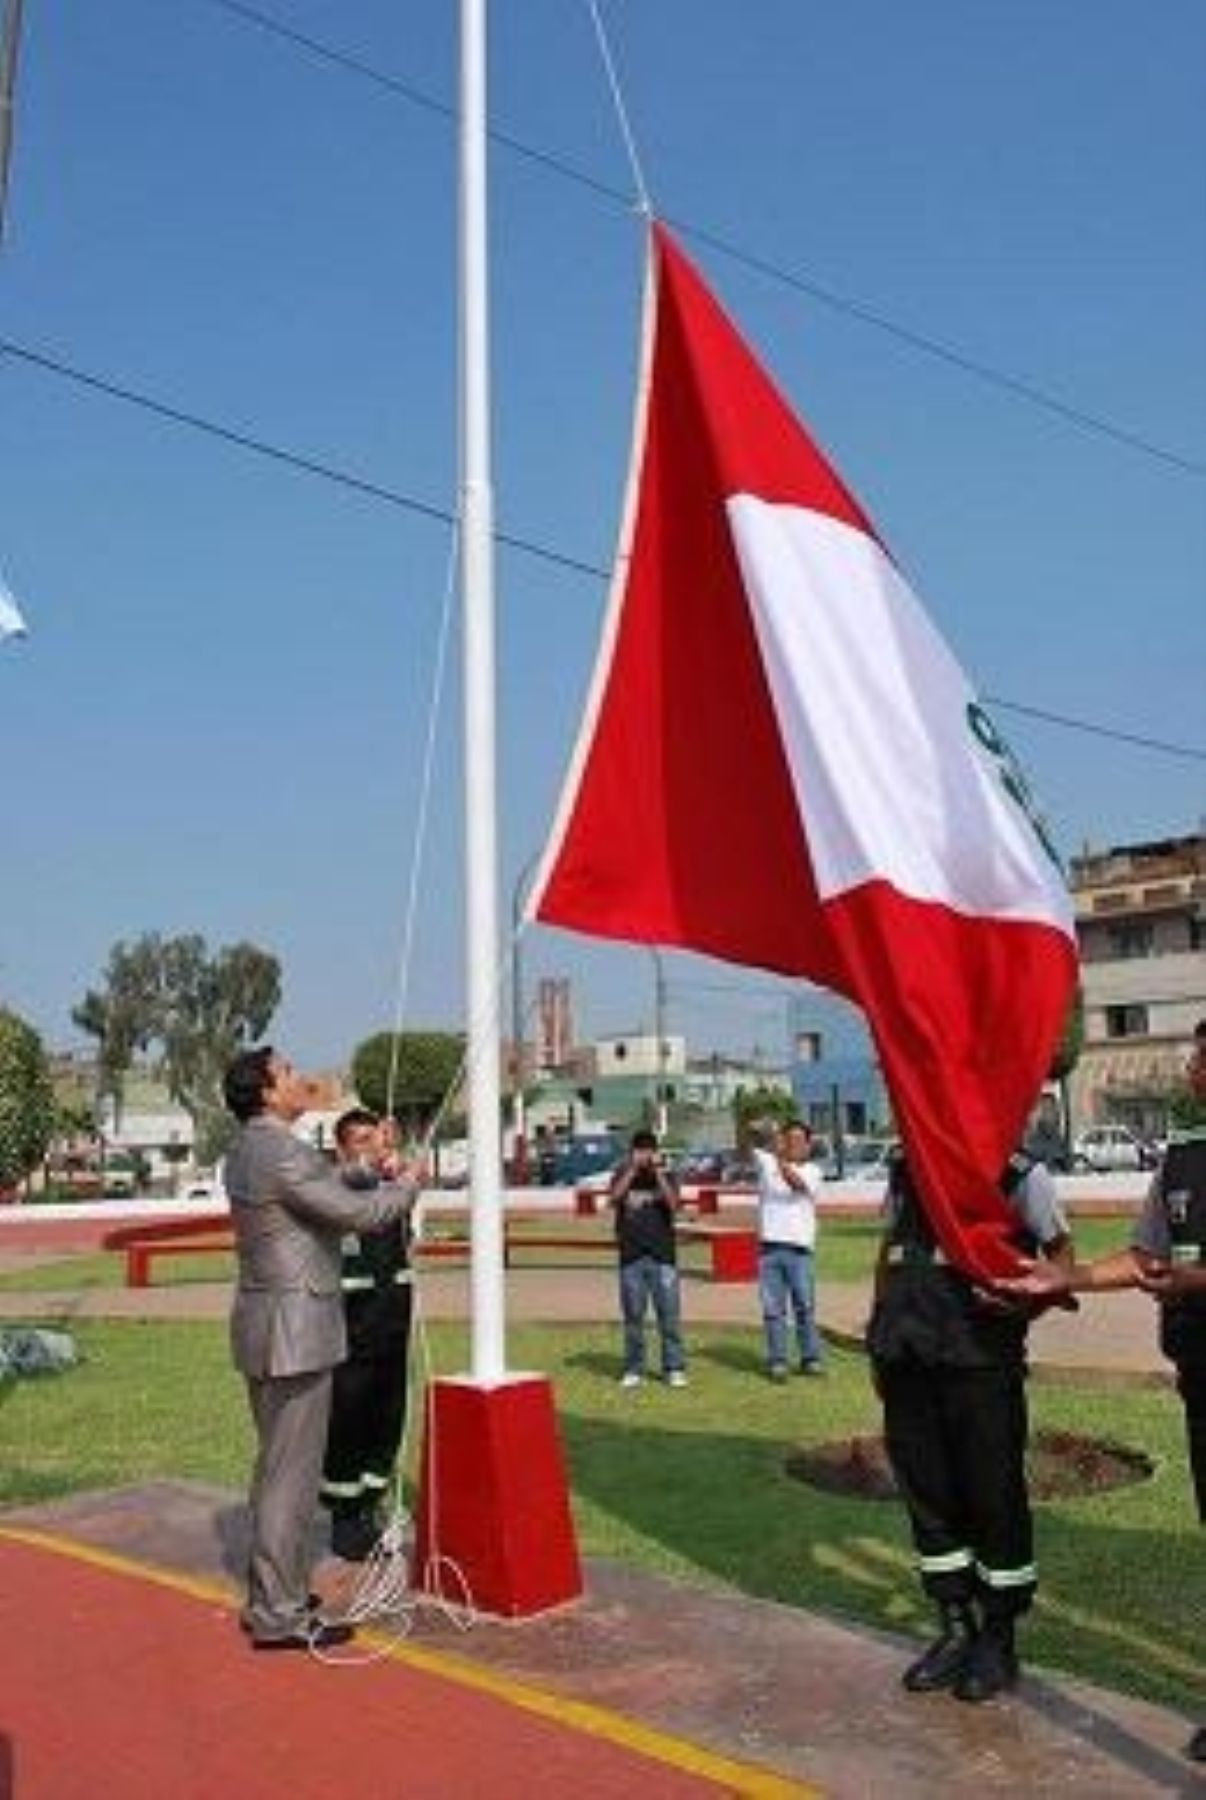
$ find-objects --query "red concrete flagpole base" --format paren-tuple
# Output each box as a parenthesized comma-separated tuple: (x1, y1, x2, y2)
(412, 1374, 583, 1618)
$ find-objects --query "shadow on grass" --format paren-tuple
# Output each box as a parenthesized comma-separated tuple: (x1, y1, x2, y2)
(561, 1346, 622, 1380)
(556, 1400, 1205, 1721)
(691, 1336, 766, 1376)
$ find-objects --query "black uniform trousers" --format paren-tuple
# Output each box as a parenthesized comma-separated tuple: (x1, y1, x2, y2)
(1174, 1360, 1206, 1523)
(877, 1355, 1035, 1620)
(321, 1287, 412, 1519)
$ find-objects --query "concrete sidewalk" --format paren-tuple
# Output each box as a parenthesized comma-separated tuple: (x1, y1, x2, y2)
(2, 1482, 1201, 1797)
(0, 1252, 1176, 1385)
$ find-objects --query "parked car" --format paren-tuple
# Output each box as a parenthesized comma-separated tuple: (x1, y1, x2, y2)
(675, 1149, 731, 1185)
(1071, 1124, 1157, 1173)
(822, 1137, 896, 1181)
(552, 1134, 626, 1189)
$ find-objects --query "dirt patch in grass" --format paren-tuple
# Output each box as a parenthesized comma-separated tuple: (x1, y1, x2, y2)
(786, 1429, 1155, 1502)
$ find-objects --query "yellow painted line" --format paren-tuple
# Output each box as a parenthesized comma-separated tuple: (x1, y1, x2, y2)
(0, 1526, 816, 1798)
(0, 1523, 242, 1611)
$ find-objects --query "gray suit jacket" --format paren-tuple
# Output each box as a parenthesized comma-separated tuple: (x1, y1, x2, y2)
(223, 1115, 415, 1379)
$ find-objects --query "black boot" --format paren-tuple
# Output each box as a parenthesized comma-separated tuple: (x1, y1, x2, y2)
(1184, 1724, 1206, 1764)
(331, 1506, 381, 1564)
(902, 1602, 977, 1692)
(954, 1616, 1020, 1703)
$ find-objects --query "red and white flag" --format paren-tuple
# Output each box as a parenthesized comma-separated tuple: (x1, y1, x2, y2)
(529, 225, 1077, 1279)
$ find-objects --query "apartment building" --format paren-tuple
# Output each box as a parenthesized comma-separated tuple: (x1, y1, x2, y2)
(1069, 831, 1206, 1137)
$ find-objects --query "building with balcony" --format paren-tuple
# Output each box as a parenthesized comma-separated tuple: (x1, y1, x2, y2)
(1069, 832, 1206, 1138)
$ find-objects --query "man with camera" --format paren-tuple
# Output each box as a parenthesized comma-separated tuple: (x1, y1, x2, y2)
(609, 1129, 687, 1389)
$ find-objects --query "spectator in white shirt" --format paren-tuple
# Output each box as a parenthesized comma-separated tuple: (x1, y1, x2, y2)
(752, 1121, 825, 1382)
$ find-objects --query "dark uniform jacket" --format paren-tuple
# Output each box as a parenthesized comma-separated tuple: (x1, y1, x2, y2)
(1145, 1134, 1206, 1367)
(339, 1219, 412, 1358)
(867, 1152, 1049, 1370)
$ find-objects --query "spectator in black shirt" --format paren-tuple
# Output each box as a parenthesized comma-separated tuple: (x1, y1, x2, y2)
(609, 1130, 687, 1389)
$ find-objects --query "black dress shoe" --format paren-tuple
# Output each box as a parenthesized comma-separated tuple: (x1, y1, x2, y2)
(239, 1593, 322, 1634)
(1185, 1724, 1206, 1763)
(251, 1620, 354, 1652)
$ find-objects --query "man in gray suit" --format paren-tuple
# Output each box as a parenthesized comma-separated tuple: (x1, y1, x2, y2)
(222, 1045, 419, 1650)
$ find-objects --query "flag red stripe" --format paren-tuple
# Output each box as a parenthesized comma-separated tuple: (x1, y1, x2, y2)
(823, 886, 1078, 1275)
(533, 235, 845, 989)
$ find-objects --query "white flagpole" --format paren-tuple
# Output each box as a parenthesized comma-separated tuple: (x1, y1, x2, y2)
(459, 0, 506, 1383)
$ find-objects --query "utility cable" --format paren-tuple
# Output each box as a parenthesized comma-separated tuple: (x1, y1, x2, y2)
(0, 337, 604, 581)
(2, 335, 1200, 767)
(191, 0, 1205, 482)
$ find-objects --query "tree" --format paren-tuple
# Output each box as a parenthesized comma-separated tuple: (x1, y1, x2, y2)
(74, 933, 281, 1167)
(351, 1030, 466, 1138)
(1169, 1079, 1206, 1134)
(72, 934, 163, 1128)
(1048, 988, 1084, 1085)
(158, 937, 282, 1164)
(1047, 988, 1085, 1160)
(732, 1083, 799, 1148)
(0, 1008, 55, 1195)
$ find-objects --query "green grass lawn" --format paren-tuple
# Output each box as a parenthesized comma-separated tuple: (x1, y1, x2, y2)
(0, 1305, 1198, 1717)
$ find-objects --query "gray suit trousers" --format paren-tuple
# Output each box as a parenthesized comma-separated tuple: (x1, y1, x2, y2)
(241, 1367, 333, 1639)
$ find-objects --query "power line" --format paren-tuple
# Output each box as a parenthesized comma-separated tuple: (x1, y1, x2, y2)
(982, 696, 1205, 764)
(194, 0, 1205, 482)
(676, 221, 1206, 482)
(3, 332, 1202, 768)
(0, 337, 604, 581)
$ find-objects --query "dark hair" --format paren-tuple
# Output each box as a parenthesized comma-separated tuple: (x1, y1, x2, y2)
(630, 1129, 658, 1150)
(335, 1106, 380, 1147)
(223, 1046, 276, 1121)
(782, 1119, 810, 1136)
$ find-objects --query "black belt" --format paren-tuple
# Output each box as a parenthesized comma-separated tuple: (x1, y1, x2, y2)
(885, 1243, 951, 1267)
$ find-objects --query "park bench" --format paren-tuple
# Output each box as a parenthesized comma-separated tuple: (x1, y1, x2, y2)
(103, 1215, 476, 1288)
(573, 1184, 725, 1218)
(503, 1219, 758, 1283)
(102, 1209, 761, 1288)
(102, 1213, 233, 1289)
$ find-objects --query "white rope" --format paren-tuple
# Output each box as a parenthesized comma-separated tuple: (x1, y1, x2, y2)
(585, 0, 653, 218)
(304, 506, 480, 1664)
(309, 1284, 476, 1666)
(383, 520, 461, 1125)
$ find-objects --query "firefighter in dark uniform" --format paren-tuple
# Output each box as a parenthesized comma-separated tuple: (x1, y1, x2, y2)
(867, 1145, 1072, 1702)
(320, 1108, 415, 1563)
(1006, 1019, 1206, 1761)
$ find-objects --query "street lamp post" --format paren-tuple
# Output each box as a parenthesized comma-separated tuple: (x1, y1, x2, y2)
(510, 855, 539, 1182)
(650, 946, 668, 1139)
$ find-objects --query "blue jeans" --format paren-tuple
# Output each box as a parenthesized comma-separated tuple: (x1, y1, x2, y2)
(759, 1243, 823, 1370)
(619, 1257, 685, 1376)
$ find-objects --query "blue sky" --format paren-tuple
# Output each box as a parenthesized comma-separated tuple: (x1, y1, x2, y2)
(1, 0, 1203, 1072)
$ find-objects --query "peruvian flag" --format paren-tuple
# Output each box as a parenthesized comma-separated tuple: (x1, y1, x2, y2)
(529, 224, 1077, 1280)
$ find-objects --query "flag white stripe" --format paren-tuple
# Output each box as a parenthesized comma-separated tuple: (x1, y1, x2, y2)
(728, 496, 1072, 932)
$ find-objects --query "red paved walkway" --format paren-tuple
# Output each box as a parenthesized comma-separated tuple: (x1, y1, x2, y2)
(0, 1533, 792, 1800)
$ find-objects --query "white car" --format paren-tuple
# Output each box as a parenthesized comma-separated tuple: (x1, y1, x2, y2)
(1072, 1125, 1156, 1173)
